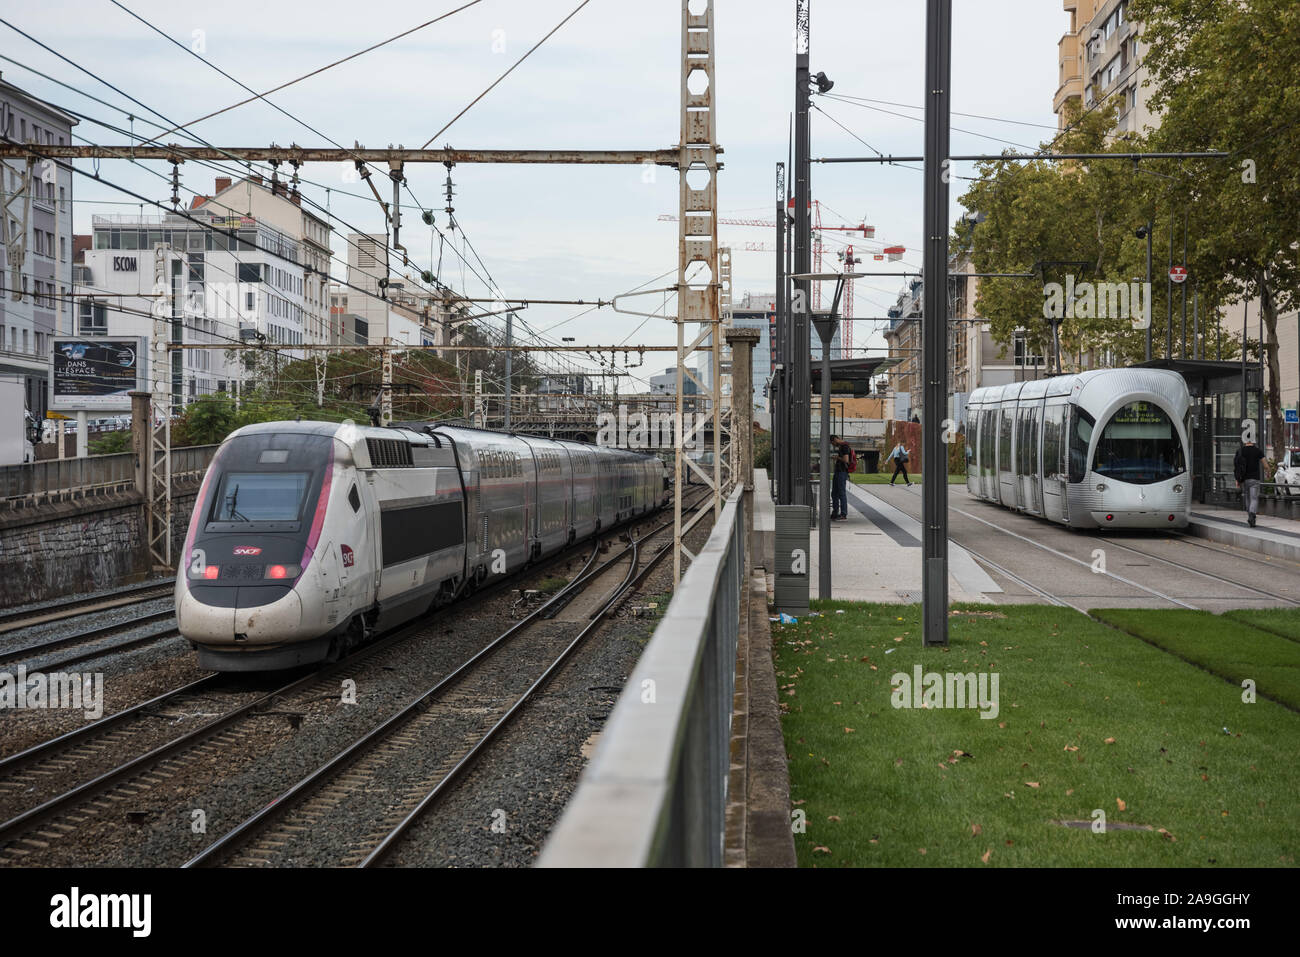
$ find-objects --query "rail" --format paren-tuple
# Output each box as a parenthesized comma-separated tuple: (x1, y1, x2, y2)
(0, 445, 218, 510)
(538, 485, 746, 867)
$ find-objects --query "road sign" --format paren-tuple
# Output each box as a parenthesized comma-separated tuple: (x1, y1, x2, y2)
(1170, 266, 1189, 283)
(1286, 408, 1298, 424)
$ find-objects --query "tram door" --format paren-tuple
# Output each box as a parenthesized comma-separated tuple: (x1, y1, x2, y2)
(1042, 402, 1069, 522)
(997, 402, 1017, 507)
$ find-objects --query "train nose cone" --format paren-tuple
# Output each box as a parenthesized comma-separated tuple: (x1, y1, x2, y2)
(178, 583, 304, 645)
(232, 588, 304, 644)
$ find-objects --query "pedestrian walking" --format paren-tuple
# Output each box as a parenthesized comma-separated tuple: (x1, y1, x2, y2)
(829, 434, 851, 520)
(887, 441, 912, 486)
(1234, 435, 1266, 527)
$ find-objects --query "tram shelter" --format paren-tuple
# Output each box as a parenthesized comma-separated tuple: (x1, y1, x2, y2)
(1134, 358, 1264, 505)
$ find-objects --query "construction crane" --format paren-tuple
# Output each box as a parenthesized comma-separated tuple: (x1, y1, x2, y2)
(835, 245, 862, 357)
(659, 202, 875, 312)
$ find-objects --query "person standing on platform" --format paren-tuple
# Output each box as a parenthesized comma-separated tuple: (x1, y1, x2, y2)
(829, 434, 851, 521)
(1234, 435, 1266, 527)
(887, 441, 912, 486)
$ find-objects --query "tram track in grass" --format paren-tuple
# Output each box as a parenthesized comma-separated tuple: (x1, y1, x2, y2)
(881, 485, 1300, 711)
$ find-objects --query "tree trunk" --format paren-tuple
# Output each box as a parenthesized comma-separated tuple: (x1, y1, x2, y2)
(1259, 270, 1284, 458)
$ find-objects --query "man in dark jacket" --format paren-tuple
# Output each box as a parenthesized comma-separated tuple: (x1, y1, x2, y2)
(829, 434, 850, 520)
(1234, 437, 1267, 527)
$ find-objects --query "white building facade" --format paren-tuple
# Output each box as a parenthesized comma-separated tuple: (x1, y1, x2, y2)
(80, 207, 306, 403)
(0, 78, 77, 418)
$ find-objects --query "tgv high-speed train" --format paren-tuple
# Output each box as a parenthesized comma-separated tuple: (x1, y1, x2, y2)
(964, 368, 1191, 529)
(175, 421, 666, 671)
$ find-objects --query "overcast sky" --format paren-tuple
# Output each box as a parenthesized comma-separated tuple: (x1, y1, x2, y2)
(9, 0, 1064, 387)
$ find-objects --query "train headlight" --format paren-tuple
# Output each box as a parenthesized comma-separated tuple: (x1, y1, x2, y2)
(1096, 483, 1107, 491)
(1174, 484, 1184, 493)
(203, 565, 219, 580)
(266, 564, 301, 580)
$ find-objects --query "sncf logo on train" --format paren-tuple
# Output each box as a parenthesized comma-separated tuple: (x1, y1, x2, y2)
(232, 546, 262, 556)
(341, 544, 355, 567)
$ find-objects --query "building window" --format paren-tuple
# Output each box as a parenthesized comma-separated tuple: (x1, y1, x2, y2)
(79, 300, 107, 334)
(1013, 332, 1043, 367)
(1103, 55, 1121, 89)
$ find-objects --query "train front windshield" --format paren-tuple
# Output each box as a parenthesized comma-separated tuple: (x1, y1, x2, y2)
(1091, 401, 1186, 485)
(214, 472, 311, 522)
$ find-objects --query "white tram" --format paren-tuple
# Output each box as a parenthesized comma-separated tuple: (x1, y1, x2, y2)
(964, 368, 1191, 529)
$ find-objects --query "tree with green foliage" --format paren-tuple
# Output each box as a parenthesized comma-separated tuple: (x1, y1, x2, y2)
(1129, 0, 1300, 449)
(88, 429, 132, 455)
(956, 103, 1186, 368)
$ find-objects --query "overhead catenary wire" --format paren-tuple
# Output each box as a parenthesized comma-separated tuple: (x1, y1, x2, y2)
(141, 1, 488, 141)
(6, 17, 665, 387)
(420, 0, 594, 149)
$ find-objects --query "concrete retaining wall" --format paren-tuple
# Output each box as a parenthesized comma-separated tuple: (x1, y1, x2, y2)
(0, 493, 149, 607)
(0, 484, 201, 607)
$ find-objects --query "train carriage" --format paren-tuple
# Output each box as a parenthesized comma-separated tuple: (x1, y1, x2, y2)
(176, 420, 664, 671)
(965, 368, 1191, 529)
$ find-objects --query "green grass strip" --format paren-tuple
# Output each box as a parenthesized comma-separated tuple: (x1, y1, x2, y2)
(1090, 608, 1300, 711)
(1223, 608, 1300, 644)
(776, 601, 1299, 867)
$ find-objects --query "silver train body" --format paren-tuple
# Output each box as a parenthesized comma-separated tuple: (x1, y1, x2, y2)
(175, 421, 666, 671)
(964, 368, 1191, 529)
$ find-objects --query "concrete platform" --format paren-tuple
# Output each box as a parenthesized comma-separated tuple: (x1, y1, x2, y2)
(1189, 504, 1300, 563)
(807, 481, 1002, 604)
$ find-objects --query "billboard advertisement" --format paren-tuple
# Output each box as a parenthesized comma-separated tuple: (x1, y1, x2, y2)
(50, 338, 143, 411)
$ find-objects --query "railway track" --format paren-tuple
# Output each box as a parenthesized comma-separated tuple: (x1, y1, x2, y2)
(0, 498, 696, 866)
(183, 508, 683, 868)
(0, 579, 175, 635)
(0, 610, 180, 672)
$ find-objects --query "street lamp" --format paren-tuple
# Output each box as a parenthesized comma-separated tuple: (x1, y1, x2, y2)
(1136, 222, 1152, 361)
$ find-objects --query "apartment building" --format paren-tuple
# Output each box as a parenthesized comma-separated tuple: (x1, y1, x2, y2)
(344, 233, 448, 350)
(78, 207, 306, 402)
(1054, 0, 1152, 135)
(192, 175, 332, 346)
(0, 77, 77, 418)
(884, 242, 1047, 426)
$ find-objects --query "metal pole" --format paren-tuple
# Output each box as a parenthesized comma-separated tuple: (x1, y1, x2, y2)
(1193, 285, 1199, 360)
(1242, 301, 1248, 432)
(922, 0, 951, 647)
(818, 335, 831, 597)
(816, 278, 843, 601)
(1144, 221, 1152, 362)
(504, 311, 513, 430)
(1166, 214, 1174, 361)
(774, 162, 788, 504)
(792, 0, 812, 512)
(1181, 210, 1188, 358)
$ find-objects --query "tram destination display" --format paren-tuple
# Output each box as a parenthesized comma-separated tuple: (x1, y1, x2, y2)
(50, 338, 144, 411)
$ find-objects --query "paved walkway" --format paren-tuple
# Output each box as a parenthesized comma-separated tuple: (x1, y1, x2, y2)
(806, 480, 1001, 604)
(1188, 502, 1300, 562)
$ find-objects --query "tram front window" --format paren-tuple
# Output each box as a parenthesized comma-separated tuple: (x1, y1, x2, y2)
(1091, 402, 1185, 485)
